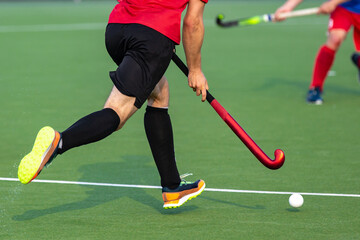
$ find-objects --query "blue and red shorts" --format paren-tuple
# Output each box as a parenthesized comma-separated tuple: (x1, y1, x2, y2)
(329, 6, 360, 50)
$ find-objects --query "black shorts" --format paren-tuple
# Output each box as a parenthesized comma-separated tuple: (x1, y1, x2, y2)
(105, 23, 175, 109)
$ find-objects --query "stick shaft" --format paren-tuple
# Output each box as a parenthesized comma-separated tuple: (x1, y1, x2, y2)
(171, 53, 285, 169)
(217, 7, 319, 28)
(276, 7, 319, 19)
(209, 99, 284, 169)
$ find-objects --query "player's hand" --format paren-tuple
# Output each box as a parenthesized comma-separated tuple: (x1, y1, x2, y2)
(318, 1, 337, 14)
(274, 7, 292, 22)
(188, 70, 208, 102)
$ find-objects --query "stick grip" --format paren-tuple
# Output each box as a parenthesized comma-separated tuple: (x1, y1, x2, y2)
(171, 53, 214, 103)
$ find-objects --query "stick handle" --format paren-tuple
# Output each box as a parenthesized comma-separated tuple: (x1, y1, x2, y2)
(272, 7, 319, 19)
(171, 53, 215, 103)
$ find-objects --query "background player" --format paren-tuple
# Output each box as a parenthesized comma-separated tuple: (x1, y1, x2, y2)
(17, 0, 209, 209)
(275, 0, 360, 104)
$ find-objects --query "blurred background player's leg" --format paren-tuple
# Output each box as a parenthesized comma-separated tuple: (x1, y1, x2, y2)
(351, 52, 360, 82)
(307, 6, 352, 104)
(350, 17, 360, 82)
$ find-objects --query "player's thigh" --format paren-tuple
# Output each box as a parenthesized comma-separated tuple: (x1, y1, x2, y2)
(105, 23, 127, 66)
(328, 6, 352, 32)
(326, 6, 352, 49)
(353, 27, 360, 51)
(109, 25, 174, 109)
(351, 12, 360, 51)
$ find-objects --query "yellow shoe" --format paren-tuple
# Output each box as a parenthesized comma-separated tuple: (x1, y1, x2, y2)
(18, 126, 61, 184)
(162, 179, 205, 209)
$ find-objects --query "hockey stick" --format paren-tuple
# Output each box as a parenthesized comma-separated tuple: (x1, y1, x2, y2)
(216, 7, 319, 28)
(171, 53, 285, 170)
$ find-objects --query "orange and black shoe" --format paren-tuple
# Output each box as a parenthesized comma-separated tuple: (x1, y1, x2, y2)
(18, 126, 61, 184)
(162, 179, 205, 209)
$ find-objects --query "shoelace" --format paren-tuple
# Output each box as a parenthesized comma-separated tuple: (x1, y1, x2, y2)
(180, 172, 193, 180)
(179, 173, 194, 185)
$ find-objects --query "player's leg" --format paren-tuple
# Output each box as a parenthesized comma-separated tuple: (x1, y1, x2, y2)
(307, 30, 347, 104)
(18, 88, 137, 184)
(18, 86, 138, 184)
(144, 76, 181, 189)
(350, 15, 360, 83)
(18, 48, 145, 185)
(18, 24, 140, 184)
(351, 51, 360, 82)
(145, 76, 205, 209)
(19, 24, 141, 184)
(59, 87, 137, 154)
(50, 25, 143, 155)
(108, 24, 204, 208)
(307, 6, 352, 104)
(58, 86, 137, 156)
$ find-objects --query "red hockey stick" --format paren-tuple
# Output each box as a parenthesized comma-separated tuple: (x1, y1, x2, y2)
(172, 53, 285, 169)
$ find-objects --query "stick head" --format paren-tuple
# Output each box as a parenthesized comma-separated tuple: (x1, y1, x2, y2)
(267, 149, 285, 169)
(217, 14, 225, 21)
(216, 14, 239, 27)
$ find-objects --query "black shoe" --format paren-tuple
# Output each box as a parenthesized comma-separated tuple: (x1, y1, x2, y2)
(351, 52, 360, 83)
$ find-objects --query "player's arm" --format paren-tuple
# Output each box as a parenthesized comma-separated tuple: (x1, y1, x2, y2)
(274, 0, 303, 21)
(182, 0, 209, 102)
(318, 0, 351, 14)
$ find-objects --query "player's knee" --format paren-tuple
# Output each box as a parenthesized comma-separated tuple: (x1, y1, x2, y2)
(103, 105, 133, 131)
(116, 119, 126, 130)
(147, 77, 169, 108)
(102, 106, 122, 130)
(111, 110, 129, 130)
(329, 38, 343, 50)
(327, 32, 346, 50)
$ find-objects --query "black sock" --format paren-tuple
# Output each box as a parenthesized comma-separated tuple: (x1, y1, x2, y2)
(144, 106, 181, 189)
(58, 108, 120, 154)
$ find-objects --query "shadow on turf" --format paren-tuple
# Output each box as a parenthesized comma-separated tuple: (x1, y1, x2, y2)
(286, 208, 300, 212)
(201, 196, 265, 210)
(12, 156, 199, 221)
(257, 78, 360, 96)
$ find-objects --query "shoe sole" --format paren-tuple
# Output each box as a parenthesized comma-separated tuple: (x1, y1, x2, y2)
(307, 99, 323, 105)
(18, 126, 60, 184)
(163, 181, 206, 209)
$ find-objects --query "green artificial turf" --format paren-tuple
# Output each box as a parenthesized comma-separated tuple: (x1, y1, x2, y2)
(0, 1, 359, 239)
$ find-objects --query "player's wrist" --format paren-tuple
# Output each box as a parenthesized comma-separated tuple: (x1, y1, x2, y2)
(188, 67, 203, 77)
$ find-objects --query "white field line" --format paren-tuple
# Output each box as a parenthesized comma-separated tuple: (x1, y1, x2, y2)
(0, 20, 325, 33)
(0, 23, 105, 33)
(1, 177, 359, 198)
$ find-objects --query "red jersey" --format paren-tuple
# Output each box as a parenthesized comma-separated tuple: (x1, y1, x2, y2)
(108, 0, 208, 44)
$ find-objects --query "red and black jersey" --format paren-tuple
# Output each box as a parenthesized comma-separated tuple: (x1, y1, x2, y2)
(108, 0, 208, 44)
